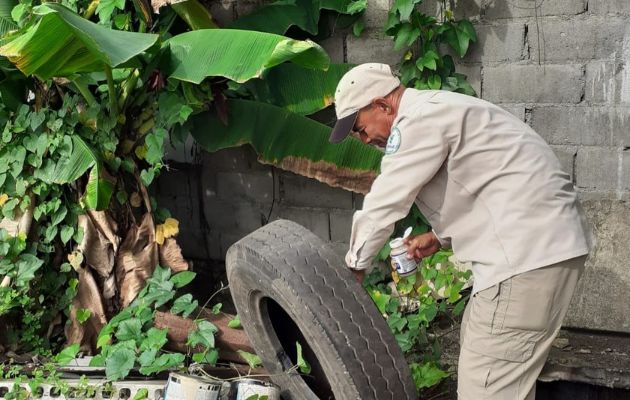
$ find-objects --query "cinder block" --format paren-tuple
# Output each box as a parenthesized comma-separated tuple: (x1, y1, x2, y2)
(203, 198, 265, 234)
(575, 147, 618, 190)
(529, 106, 630, 146)
(483, 0, 586, 19)
(363, 0, 390, 28)
(622, 150, 630, 191)
(454, 63, 481, 95)
(346, 29, 404, 65)
(319, 36, 345, 64)
(549, 145, 576, 178)
(528, 17, 628, 62)
(564, 199, 630, 333)
(280, 172, 353, 209)
(209, 0, 235, 27)
(589, 0, 630, 15)
(217, 171, 274, 205)
(329, 209, 354, 242)
(270, 206, 331, 240)
(482, 64, 584, 103)
(499, 104, 526, 121)
(201, 146, 268, 173)
(464, 23, 526, 63)
(235, 0, 263, 18)
(585, 61, 630, 104)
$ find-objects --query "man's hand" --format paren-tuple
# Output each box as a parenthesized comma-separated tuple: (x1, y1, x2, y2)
(404, 231, 441, 260)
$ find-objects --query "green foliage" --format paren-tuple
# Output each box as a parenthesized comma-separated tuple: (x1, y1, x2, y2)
(295, 342, 311, 374)
(90, 265, 216, 380)
(385, 1, 477, 94)
(365, 228, 472, 391)
(237, 350, 262, 369)
(227, 314, 241, 329)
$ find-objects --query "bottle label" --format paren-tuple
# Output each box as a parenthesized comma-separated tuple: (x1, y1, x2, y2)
(391, 253, 417, 275)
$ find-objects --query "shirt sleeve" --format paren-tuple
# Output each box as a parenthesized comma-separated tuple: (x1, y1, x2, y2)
(345, 109, 450, 270)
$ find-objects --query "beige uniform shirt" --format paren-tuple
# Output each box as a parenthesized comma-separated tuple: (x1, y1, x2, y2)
(345, 89, 591, 293)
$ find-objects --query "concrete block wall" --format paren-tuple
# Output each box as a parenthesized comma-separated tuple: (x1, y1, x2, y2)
(157, 0, 630, 333)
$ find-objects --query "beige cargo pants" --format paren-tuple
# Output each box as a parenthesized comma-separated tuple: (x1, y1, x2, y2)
(457, 256, 586, 400)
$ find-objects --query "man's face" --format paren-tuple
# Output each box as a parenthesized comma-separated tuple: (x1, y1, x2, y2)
(352, 101, 394, 148)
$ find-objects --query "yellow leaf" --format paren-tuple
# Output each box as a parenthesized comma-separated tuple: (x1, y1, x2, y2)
(155, 224, 165, 245)
(391, 271, 400, 284)
(162, 218, 179, 237)
(135, 145, 147, 160)
(0, 194, 8, 207)
(68, 251, 84, 271)
(155, 218, 179, 245)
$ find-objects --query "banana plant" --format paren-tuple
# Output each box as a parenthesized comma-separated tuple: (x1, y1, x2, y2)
(191, 99, 381, 194)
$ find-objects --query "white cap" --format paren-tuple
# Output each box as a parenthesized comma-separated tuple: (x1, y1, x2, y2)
(329, 63, 401, 143)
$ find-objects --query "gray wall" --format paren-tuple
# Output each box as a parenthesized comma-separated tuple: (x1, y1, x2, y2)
(157, 0, 630, 333)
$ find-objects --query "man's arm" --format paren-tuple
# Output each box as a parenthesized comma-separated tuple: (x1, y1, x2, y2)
(345, 110, 449, 272)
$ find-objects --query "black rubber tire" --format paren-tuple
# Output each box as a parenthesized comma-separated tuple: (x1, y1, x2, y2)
(226, 220, 417, 400)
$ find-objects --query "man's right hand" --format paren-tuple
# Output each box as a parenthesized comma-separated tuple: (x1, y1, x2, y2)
(404, 231, 441, 260)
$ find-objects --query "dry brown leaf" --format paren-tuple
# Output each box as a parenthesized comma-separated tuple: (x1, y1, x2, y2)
(65, 268, 107, 353)
(115, 213, 158, 307)
(130, 192, 142, 208)
(159, 238, 188, 272)
(78, 211, 120, 279)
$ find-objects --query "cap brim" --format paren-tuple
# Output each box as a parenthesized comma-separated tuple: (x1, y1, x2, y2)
(329, 112, 358, 144)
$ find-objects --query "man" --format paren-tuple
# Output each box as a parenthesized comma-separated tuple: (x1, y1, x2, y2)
(330, 63, 592, 400)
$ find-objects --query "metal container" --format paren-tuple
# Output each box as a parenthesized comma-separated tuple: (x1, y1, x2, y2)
(164, 373, 222, 400)
(227, 379, 280, 400)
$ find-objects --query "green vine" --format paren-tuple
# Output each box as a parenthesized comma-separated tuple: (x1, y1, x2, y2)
(385, 0, 477, 94)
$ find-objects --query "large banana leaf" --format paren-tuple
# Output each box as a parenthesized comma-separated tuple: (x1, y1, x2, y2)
(37, 136, 113, 211)
(229, 0, 358, 35)
(163, 29, 330, 84)
(0, 3, 158, 79)
(191, 99, 381, 193)
(0, 0, 17, 37)
(246, 63, 353, 115)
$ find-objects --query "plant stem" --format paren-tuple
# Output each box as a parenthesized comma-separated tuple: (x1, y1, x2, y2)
(84, 0, 99, 19)
(118, 69, 140, 111)
(72, 79, 96, 107)
(104, 66, 119, 116)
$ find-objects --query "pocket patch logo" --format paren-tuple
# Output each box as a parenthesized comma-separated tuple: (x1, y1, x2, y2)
(385, 127, 401, 155)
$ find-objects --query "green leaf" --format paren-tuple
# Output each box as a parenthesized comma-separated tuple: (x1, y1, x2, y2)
(144, 128, 167, 165)
(443, 20, 477, 58)
(138, 349, 157, 367)
(138, 353, 185, 375)
(245, 63, 353, 116)
(163, 29, 330, 84)
(369, 289, 391, 314)
(131, 388, 148, 400)
(211, 303, 222, 314)
(170, 271, 196, 288)
(60, 225, 75, 244)
(89, 354, 105, 367)
(296, 342, 311, 374)
(140, 328, 168, 351)
(192, 349, 218, 364)
(392, 0, 421, 21)
(171, 0, 218, 30)
(140, 168, 154, 186)
(191, 99, 382, 194)
(0, 3, 159, 79)
(428, 74, 441, 90)
(77, 308, 92, 324)
(393, 23, 420, 50)
(54, 343, 80, 365)
(96, 0, 125, 23)
(229, 0, 320, 35)
(84, 165, 115, 211)
(352, 19, 364, 37)
(346, 0, 367, 14)
(15, 254, 44, 286)
(105, 346, 135, 381)
(410, 362, 449, 389)
(115, 318, 143, 342)
(171, 294, 198, 318)
(416, 50, 439, 71)
(227, 314, 241, 329)
(187, 320, 218, 349)
(237, 350, 262, 369)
